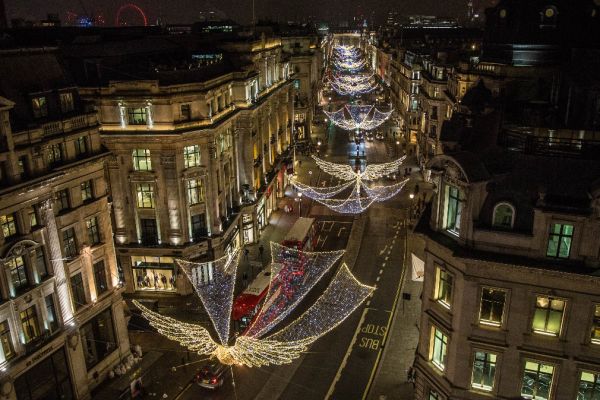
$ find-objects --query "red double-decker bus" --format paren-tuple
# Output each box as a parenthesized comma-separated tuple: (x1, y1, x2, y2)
(232, 217, 316, 328)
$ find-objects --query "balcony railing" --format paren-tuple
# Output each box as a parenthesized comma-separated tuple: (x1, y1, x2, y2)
(499, 129, 600, 159)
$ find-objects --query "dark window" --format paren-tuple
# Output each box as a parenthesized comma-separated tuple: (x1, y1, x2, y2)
(70, 273, 86, 310)
(93, 260, 108, 296)
(57, 189, 70, 212)
(479, 288, 506, 326)
(62, 228, 78, 259)
(9, 256, 28, 292)
(181, 104, 191, 121)
(140, 219, 158, 245)
(74, 136, 88, 157)
(80, 308, 116, 369)
(45, 294, 59, 333)
(128, 107, 148, 125)
(431, 106, 438, 120)
(191, 213, 207, 240)
(47, 144, 63, 167)
(36, 247, 48, 280)
(0, 321, 15, 362)
(32, 96, 48, 118)
(14, 349, 73, 400)
(18, 156, 29, 179)
(20, 306, 40, 343)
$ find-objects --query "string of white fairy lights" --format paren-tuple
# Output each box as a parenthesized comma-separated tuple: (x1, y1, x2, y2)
(324, 105, 393, 131)
(133, 242, 373, 367)
(175, 249, 240, 345)
(245, 243, 345, 338)
(291, 156, 409, 214)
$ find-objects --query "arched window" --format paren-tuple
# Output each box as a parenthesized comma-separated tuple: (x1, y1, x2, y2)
(492, 203, 515, 229)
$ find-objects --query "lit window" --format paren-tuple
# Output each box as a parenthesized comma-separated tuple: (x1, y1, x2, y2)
(428, 389, 440, 400)
(60, 92, 74, 113)
(187, 179, 204, 205)
(434, 266, 453, 309)
(183, 145, 201, 168)
(132, 149, 152, 171)
(31, 96, 48, 118)
(136, 183, 155, 209)
(0, 321, 15, 362)
(492, 203, 514, 229)
(479, 288, 506, 327)
(127, 107, 148, 125)
(471, 351, 497, 391)
(546, 223, 573, 258)
(62, 227, 78, 259)
(8, 256, 28, 291)
(521, 360, 554, 400)
(444, 185, 462, 235)
(0, 214, 17, 238)
(29, 206, 38, 229)
(57, 188, 70, 212)
(430, 326, 448, 371)
(81, 180, 93, 202)
(532, 296, 565, 336)
(591, 305, 600, 345)
(86, 216, 100, 245)
(579, 371, 600, 400)
(20, 306, 40, 343)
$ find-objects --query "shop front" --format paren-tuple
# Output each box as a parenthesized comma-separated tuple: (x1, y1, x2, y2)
(224, 225, 241, 256)
(242, 214, 254, 245)
(131, 256, 177, 292)
(14, 347, 74, 400)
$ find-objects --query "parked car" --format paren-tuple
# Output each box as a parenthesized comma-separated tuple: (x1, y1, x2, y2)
(194, 363, 230, 389)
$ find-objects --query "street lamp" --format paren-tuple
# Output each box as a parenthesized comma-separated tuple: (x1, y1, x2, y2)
(297, 192, 303, 215)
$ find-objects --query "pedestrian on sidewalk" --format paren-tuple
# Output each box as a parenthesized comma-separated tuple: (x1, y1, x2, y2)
(243, 248, 249, 261)
(258, 243, 264, 260)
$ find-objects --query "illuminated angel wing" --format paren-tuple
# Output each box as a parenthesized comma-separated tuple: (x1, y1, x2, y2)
(132, 300, 218, 355)
(312, 156, 357, 181)
(360, 156, 406, 181)
(225, 336, 313, 367)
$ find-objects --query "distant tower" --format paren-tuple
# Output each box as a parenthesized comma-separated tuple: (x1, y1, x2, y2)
(0, 0, 7, 29)
(467, 0, 475, 20)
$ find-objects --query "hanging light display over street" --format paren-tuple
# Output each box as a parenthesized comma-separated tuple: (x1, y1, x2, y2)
(292, 156, 408, 214)
(133, 244, 373, 367)
(324, 104, 393, 131)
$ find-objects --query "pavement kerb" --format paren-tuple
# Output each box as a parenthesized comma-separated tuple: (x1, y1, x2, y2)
(341, 212, 368, 270)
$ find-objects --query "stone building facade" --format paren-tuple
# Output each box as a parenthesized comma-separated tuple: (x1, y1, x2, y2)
(0, 49, 129, 400)
(79, 35, 295, 295)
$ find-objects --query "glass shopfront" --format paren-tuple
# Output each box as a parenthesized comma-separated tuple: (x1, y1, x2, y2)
(80, 307, 117, 370)
(131, 256, 176, 292)
(14, 348, 74, 400)
(257, 198, 266, 230)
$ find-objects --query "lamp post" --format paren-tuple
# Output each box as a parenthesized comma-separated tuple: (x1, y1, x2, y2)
(297, 192, 303, 216)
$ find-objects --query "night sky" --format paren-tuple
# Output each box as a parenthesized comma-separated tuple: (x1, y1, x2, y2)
(5, 0, 488, 26)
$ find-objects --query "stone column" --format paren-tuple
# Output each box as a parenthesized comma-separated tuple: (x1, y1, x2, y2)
(38, 199, 74, 323)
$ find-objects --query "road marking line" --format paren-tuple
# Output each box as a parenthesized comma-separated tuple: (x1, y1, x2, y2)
(381, 262, 386, 267)
(376, 276, 380, 282)
(378, 245, 388, 255)
(384, 256, 389, 261)
(379, 268, 383, 274)
(325, 307, 370, 400)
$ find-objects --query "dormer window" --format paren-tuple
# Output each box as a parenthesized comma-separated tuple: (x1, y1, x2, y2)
(546, 223, 573, 259)
(443, 185, 463, 236)
(492, 202, 515, 229)
(31, 96, 48, 119)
